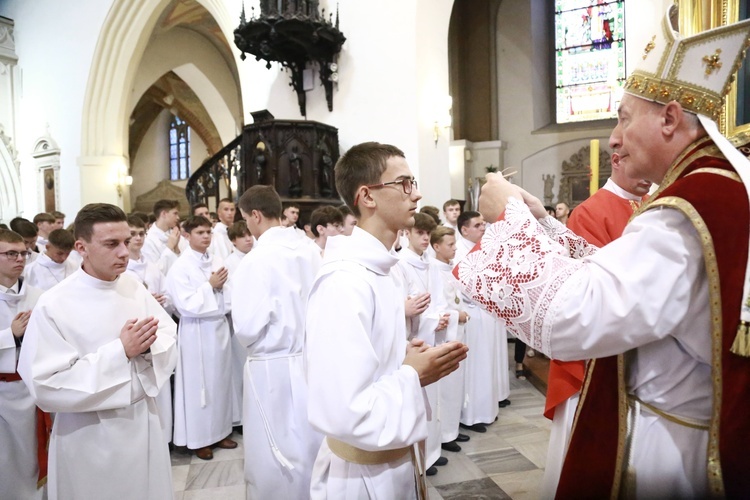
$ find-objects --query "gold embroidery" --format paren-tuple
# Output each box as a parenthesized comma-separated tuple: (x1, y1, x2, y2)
(684, 168, 742, 182)
(702, 48, 723, 75)
(645, 197, 724, 497)
(643, 35, 656, 60)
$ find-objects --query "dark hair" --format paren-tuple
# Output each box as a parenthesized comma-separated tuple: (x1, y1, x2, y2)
(127, 215, 146, 229)
(33, 212, 55, 224)
(153, 199, 180, 218)
(10, 218, 38, 238)
(74, 203, 127, 242)
(411, 212, 437, 232)
(442, 199, 460, 211)
(310, 206, 344, 237)
(430, 226, 455, 247)
(334, 142, 405, 217)
(238, 185, 282, 219)
(544, 205, 555, 213)
(457, 210, 481, 232)
(338, 204, 354, 217)
(227, 221, 250, 241)
(0, 229, 24, 244)
(282, 202, 300, 210)
(192, 203, 209, 214)
(182, 215, 212, 234)
(420, 206, 441, 225)
(47, 228, 75, 251)
(129, 212, 149, 226)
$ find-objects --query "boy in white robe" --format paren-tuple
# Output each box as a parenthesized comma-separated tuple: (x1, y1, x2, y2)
(166, 215, 236, 460)
(10, 218, 39, 265)
(224, 220, 253, 275)
(454, 211, 503, 431)
(430, 226, 471, 452)
(125, 215, 174, 444)
(224, 220, 253, 428)
(32, 213, 55, 254)
(0, 229, 44, 500)
(393, 213, 455, 475)
(231, 185, 323, 499)
(18, 203, 177, 500)
(310, 205, 344, 255)
(305, 141, 469, 499)
(24, 228, 78, 291)
(142, 199, 186, 274)
(208, 198, 236, 261)
(338, 204, 358, 236)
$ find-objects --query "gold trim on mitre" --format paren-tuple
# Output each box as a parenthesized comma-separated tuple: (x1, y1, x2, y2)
(623, 5, 750, 122)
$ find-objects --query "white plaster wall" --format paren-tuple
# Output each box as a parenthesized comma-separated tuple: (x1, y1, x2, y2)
(235, 0, 457, 208)
(497, 0, 672, 202)
(1, 0, 113, 219)
(130, 109, 209, 202)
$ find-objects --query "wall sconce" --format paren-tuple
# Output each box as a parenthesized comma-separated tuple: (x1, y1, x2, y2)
(114, 164, 133, 198)
(433, 96, 453, 146)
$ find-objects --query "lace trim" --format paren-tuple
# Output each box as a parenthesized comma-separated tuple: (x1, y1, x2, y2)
(456, 198, 586, 354)
(537, 215, 598, 259)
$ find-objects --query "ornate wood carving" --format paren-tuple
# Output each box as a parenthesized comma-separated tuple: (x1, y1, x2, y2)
(186, 112, 342, 220)
(557, 145, 611, 209)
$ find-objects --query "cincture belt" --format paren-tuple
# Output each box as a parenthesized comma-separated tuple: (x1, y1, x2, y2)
(0, 372, 21, 382)
(246, 352, 302, 471)
(0, 371, 22, 382)
(326, 437, 411, 465)
(326, 438, 428, 500)
(627, 394, 709, 430)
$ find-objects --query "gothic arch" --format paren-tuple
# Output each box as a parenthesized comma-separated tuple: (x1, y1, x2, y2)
(80, 0, 242, 161)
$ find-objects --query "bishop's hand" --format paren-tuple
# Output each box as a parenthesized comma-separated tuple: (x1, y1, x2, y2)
(120, 316, 159, 359)
(479, 172, 524, 223)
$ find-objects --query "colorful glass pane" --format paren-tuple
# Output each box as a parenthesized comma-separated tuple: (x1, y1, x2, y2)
(555, 0, 625, 124)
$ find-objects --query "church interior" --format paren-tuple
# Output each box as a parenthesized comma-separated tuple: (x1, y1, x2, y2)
(2, 0, 749, 498)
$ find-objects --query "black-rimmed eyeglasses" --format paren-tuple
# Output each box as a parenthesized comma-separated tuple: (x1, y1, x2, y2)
(354, 177, 418, 206)
(0, 251, 33, 260)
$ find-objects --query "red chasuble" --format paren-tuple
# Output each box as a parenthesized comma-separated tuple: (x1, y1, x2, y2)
(544, 188, 643, 420)
(557, 138, 750, 499)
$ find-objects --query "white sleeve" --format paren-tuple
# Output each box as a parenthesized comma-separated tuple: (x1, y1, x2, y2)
(0, 326, 17, 372)
(457, 199, 704, 361)
(305, 272, 428, 451)
(166, 265, 224, 319)
(230, 258, 274, 349)
(17, 305, 134, 412)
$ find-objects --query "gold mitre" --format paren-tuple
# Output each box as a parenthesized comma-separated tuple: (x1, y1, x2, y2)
(623, 4, 750, 121)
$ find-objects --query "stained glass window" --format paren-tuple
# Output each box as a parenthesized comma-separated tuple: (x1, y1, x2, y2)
(555, 0, 625, 124)
(169, 115, 191, 180)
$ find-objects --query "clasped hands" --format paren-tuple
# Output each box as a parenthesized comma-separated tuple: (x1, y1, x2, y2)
(120, 317, 159, 359)
(403, 338, 468, 387)
(479, 172, 548, 223)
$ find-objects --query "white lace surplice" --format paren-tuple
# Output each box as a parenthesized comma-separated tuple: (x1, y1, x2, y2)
(456, 198, 595, 356)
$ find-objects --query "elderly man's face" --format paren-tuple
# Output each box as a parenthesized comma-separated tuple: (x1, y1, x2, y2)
(609, 94, 666, 184)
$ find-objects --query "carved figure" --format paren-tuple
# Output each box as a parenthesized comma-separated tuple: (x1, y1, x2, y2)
(542, 174, 555, 205)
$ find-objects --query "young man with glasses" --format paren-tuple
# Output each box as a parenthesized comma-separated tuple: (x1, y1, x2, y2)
(305, 142, 468, 499)
(0, 229, 45, 499)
